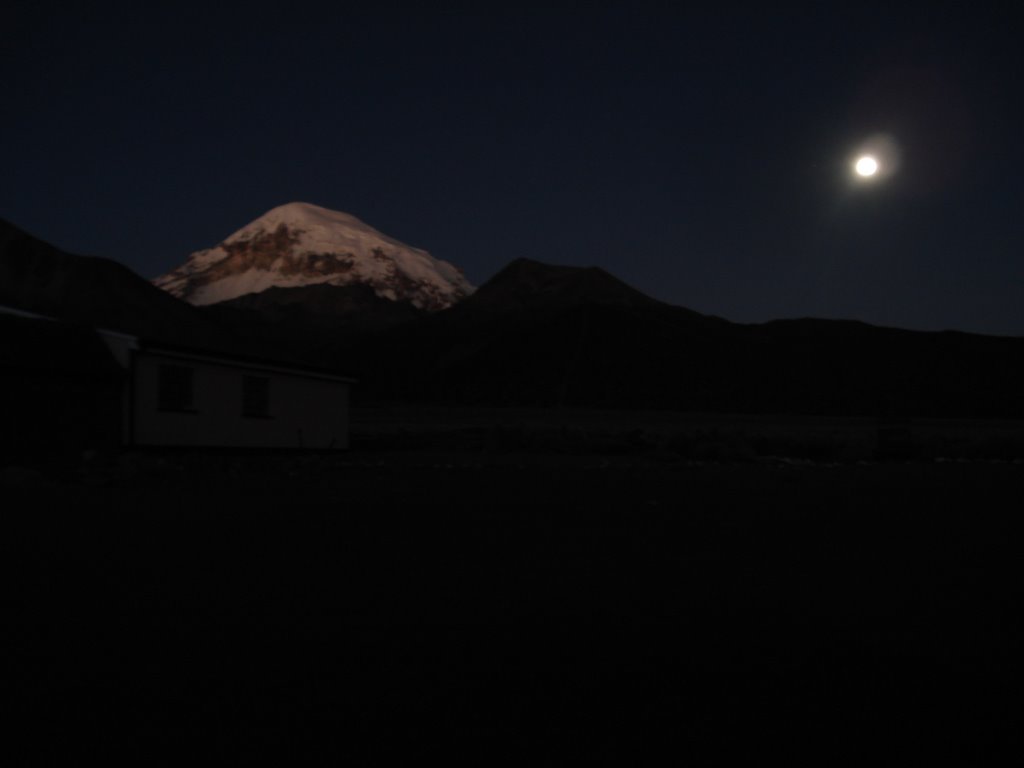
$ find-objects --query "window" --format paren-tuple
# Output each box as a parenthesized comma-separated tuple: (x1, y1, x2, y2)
(242, 375, 270, 418)
(158, 364, 195, 412)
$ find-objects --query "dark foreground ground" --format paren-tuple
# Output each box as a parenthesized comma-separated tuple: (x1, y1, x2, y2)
(5, 448, 1024, 763)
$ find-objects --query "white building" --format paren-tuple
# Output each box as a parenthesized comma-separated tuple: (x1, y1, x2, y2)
(1, 305, 354, 451)
(100, 334, 355, 450)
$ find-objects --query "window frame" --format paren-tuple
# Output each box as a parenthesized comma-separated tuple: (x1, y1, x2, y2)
(157, 364, 197, 413)
(241, 374, 272, 419)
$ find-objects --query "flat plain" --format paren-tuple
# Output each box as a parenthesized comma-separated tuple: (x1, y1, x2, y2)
(7, 413, 1023, 762)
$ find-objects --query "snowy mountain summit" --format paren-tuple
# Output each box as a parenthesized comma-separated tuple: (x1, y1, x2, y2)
(153, 202, 474, 310)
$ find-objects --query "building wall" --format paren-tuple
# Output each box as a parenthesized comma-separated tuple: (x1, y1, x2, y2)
(132, 352, 350, 449)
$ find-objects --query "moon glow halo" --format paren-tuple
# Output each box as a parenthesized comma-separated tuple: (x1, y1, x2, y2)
(855, 155, 879, 177)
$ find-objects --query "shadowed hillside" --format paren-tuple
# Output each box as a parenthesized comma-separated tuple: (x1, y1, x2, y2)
(4, 221, 1024, 418)
(210, 282, 425, 332)
(341, 258, 1024, 418)
(0, 219, 214, 342)
(0, 219, 343, 368)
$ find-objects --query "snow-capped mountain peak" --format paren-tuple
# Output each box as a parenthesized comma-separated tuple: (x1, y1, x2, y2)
(154, 202, 474, 310)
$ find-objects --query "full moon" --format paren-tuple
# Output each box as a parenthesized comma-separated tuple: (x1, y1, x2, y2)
(855, 155, 879, 177)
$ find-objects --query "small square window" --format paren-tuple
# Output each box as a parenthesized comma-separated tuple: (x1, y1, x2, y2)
(242, 375, 270, 418)
(158, 364, 195, 412)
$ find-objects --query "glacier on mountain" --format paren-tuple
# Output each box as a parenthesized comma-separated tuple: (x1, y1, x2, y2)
(154, 202, 474, 311)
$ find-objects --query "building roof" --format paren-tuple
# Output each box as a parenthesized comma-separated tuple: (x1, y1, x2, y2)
(137, 339, 357, 384)
(1, 303, 357, 383)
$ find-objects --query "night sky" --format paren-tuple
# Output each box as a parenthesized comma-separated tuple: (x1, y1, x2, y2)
(5, 2, 1022, 335)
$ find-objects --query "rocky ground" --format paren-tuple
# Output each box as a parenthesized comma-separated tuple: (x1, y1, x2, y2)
(6, 445, 1023, 762)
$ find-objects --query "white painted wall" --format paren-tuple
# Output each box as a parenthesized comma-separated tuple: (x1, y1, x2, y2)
(132, 352, 350, 449)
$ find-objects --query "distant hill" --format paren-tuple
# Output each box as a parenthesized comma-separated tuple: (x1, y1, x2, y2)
(0, 218, 215, 344)
(461, 258, 661, 314)
(0, 218, 342, 367)
(342, 258, 1024, 418)
(4, 218, 1023, 418)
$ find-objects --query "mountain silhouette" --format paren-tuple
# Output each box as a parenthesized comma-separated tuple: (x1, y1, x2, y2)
(0, 218, 343, 366)
(4, 219, 1024, 418)
(0, 218, 213, 343)
(343, 259, 1024, 417)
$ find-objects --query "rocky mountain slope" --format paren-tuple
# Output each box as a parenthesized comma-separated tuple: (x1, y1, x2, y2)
(154, 202, 474, 311)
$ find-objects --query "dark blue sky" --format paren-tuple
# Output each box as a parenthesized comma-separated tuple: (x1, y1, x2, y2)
(5, 2, 1022, 334)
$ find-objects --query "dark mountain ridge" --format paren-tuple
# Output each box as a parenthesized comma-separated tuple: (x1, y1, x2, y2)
(343, 259, 1024, 417)
(0, 218, 345, 367)
(0, 218, 208, 342)
(3, 218, 1023, 418)
(464, 258, 659, 313)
